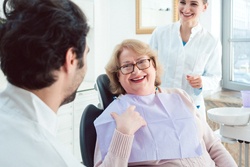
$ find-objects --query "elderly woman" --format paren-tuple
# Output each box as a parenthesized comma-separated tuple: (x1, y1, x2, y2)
(93, 39, 236, 167)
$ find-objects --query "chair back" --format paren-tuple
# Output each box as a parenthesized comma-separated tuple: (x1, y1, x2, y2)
(80, 74, 117, 166)
(79, 104, 103, 167)
(96, 74, 118, 109)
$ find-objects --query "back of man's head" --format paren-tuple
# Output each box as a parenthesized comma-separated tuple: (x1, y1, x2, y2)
(0, 0, 89, 89)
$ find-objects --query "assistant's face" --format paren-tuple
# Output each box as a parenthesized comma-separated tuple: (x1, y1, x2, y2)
(61, 44, 89, 106)
(118, 48, 156, 96)
(178, 0, 207, 25)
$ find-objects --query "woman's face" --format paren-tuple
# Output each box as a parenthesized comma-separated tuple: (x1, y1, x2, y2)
(118, 48, 156, 96)
(178, 0, 207, 25)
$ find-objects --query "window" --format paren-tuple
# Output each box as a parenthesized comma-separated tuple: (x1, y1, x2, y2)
(222, 0, 250, 90)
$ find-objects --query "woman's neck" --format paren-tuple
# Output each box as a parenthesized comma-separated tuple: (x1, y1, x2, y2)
(180, 21, 198, 42)
(181, 19, 198, 28)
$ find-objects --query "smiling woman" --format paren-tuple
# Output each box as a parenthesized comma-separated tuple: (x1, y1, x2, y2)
(93, 39, 237, 167)
(149, 0, 222, 120)
(105, 39, 162, 95)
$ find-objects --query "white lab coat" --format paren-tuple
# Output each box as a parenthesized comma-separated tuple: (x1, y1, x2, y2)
(0, 84, 83, 167)
(149, 21, 222, 119)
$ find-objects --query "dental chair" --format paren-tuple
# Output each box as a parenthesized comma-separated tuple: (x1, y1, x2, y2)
(95, 74, 118, 109)
(79, 104, 103, 167)
(79, 74, 117, 167)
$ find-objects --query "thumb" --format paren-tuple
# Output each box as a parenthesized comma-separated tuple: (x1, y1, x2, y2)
(186, 75, 192, 80)
(193, 75, 199, 79)
(110, 112, 119, 120)
(127, 105, 136, 111)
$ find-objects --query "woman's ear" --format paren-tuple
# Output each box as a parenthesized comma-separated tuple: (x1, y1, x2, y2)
(203, 3, 208, 12)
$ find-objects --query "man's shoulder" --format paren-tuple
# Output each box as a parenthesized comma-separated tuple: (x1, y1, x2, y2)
(0, 118, 82, 167)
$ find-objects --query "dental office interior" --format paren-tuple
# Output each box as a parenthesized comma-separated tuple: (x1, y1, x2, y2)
(0, 0, 250, 166)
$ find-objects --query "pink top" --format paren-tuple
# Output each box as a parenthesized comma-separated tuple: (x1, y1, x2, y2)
(94, 88, 237, 167)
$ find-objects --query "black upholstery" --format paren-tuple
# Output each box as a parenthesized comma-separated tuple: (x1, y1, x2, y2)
(79, 104, 103, 167)
(96, 74, 118, 109)
(80, 74, 117, 166)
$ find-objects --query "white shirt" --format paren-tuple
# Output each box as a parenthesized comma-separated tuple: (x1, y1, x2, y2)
(149, 21, 222, 118)
(0, 84, 83, 167)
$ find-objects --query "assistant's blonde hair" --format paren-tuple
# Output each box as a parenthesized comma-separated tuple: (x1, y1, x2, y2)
(105, 39, 163, 95)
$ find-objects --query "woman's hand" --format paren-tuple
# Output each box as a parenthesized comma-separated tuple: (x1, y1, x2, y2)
(186, 75, 203, 89)
(111, 105, 147, 135)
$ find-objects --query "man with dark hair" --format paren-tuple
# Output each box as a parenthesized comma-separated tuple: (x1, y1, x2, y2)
(0, 0, 89, 166)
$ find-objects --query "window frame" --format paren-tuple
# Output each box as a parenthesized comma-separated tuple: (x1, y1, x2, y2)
(222, 0, 250, 91)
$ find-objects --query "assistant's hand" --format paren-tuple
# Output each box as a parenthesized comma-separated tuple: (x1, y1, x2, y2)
(186, 75, 203, 89)
(110, 105, 147, 135)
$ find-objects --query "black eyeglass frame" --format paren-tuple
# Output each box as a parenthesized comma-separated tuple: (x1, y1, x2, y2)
(117, 58, 151, 75)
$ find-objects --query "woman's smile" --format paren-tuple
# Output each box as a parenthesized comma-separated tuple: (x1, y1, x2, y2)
(130, 75, 146, 83)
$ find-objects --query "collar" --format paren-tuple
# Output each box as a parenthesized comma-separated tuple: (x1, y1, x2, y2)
(2, 83, 58, 136)
(190, 23, 202, 37)
(176, 21, 202, 38)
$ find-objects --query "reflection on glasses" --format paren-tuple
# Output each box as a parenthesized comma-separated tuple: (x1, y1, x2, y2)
(118, 59, 151, 75)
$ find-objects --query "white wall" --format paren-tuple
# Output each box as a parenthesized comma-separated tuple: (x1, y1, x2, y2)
(200, 0, 222, 38)
(0, 0, 6, 90)
(0, 0, 3, 18)
(86, 0, 151, 82)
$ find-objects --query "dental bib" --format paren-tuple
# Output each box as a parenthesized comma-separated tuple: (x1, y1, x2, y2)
(94, 93, 202, 162)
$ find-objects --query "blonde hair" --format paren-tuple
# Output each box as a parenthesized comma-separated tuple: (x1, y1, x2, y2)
(105, 39, 163, 95)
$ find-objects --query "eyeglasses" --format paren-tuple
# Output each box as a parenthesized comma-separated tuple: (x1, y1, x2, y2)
(118, 58, 151, 75)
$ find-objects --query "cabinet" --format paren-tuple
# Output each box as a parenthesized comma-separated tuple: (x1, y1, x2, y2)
(57, 82, 99, 162)
(57, 103, 74, 152)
